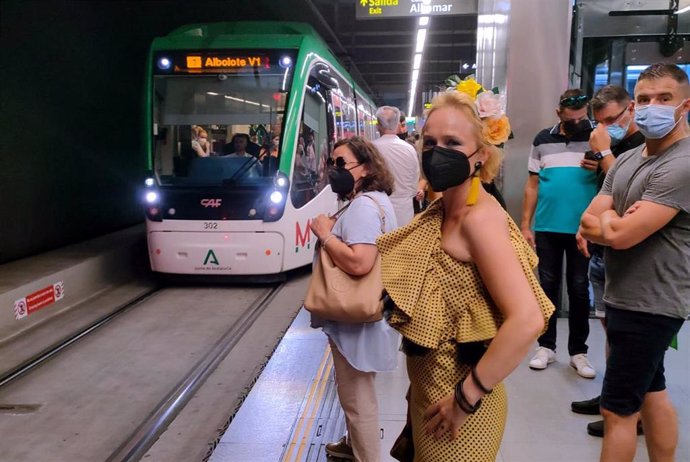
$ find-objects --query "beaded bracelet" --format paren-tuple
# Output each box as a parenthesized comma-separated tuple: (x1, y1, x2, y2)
(471, 367, 493, 394)
(322, 234, 337, 248)
(454, 377, 482, 414)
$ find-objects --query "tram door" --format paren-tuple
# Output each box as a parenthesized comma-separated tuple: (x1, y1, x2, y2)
(574, 1, 690, 94)
(584, 39, 690, 94)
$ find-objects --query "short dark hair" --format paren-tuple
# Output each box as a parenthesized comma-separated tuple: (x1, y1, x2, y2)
(559, 88, 589, 109)
(333, 136, 394, 195)
(638, 63, 689, 85)
(591, 85, 631, 112)
(231, 133, 250, 143)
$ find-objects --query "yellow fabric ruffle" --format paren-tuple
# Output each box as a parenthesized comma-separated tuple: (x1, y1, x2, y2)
(377, 200, 554, 349)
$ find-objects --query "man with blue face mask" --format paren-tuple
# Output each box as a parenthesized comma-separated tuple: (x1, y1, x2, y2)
(571, 85, 644, 437)
(580, 63, 690, 462)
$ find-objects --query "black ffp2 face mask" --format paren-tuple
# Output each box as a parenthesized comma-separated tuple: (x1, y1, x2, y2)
(422, 145, 480, 192)
(328, 167, 356, 199)
(562, 119, 591, 137)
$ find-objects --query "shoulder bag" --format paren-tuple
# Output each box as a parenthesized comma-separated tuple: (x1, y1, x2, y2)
(304, 194, 386, 323)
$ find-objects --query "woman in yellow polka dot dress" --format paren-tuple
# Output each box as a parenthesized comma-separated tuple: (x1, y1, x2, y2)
(378, 90, 555, 462)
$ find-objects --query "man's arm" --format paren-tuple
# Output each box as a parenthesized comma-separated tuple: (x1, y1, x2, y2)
(599, 201, 679, 249)
(579, 194, 614, 244)
(520, 174, 539, 247)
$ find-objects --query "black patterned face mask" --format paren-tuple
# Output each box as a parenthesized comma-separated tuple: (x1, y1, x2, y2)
(421, 145, 479, 192)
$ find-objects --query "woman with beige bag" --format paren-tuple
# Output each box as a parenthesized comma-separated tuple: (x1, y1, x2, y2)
(308, 136, 400, 462)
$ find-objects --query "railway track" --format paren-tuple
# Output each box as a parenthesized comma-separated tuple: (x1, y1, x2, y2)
(0, 281, 300, 462)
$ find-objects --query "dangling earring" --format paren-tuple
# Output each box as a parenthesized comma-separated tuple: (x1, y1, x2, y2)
(466, 162, 482, 206)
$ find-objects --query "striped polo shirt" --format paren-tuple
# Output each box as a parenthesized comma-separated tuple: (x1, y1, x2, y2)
(528, 123, 598, 234)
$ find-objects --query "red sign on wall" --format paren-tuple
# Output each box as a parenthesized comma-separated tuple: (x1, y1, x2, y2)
(14, 282, 65, 320)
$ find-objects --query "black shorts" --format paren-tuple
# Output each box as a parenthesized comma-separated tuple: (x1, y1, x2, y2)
(601, 306, 684, 416)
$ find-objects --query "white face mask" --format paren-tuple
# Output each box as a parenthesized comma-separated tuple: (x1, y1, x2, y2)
(634, 100, 687, 139)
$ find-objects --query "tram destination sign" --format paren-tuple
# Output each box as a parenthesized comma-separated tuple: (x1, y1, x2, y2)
(356, 0, 477, 19)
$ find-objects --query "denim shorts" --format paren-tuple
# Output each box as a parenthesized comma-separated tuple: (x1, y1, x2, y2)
(601, 306, 684, 415)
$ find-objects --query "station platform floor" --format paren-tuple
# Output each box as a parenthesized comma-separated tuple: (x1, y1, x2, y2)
(211, 310, 689, 462)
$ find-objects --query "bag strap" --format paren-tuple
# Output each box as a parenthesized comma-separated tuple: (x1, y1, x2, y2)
(330, 201, 352, 221)
(360, 193, 386, 233)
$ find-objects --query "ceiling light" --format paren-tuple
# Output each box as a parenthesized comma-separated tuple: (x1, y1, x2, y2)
(413, 53, 422, 70)
(412, 69, 419, 81)
(419, 16, 429, 26)
(462, 63, 470, 70)
(415, 29, 427, 53)
(677, 5, 690, 14)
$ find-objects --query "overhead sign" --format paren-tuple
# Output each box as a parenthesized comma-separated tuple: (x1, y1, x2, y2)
(356, 0, 477, 19)
(182, 54, 268, 73)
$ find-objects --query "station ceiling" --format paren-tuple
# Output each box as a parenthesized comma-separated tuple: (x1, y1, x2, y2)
(232, 0, 478, 111)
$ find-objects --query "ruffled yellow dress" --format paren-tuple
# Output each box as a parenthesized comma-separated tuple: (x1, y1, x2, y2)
(378, 200, 554, 462)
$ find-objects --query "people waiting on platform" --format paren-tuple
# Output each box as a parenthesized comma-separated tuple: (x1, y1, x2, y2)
(580, 62, 690, 462)
(378, 90, 554, 462)
(521, 88, 598, 378)
(308, 136, 400, 462)
(397, 112, 408, 141)
(372, 105, 420, 226)
(570, 84, 645, 438)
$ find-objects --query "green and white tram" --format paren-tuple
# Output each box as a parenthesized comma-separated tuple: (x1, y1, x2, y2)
(142, 22, 378, 276)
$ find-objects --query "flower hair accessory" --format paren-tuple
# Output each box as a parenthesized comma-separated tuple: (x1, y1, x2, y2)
(444, 74, 512, 147)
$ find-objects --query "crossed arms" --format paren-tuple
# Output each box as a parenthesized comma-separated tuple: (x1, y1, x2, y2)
(579, 195, 679, 250)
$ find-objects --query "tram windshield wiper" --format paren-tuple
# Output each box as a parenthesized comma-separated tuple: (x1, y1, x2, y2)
(223, 156, 260, 186)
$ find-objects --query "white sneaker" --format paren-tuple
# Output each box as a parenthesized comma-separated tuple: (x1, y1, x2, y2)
(570, 353, 596, 379)
(529, 347, 556, 370)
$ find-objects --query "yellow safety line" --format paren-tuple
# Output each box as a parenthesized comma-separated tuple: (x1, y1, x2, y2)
(294, 354, 333, 461)
(281, 344, 332, 462)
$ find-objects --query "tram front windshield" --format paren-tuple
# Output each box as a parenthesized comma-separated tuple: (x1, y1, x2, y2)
(152, 51, 294, 187)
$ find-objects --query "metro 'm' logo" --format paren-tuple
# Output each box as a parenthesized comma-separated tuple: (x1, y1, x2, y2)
(201, 199, 222, 208)
(295, 219, 312, 252)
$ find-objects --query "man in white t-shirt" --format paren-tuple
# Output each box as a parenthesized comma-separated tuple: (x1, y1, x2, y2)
(372, 106, 420, 226)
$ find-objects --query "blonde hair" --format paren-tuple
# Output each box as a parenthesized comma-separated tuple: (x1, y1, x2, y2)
(423, 91, 503, 183)
(192, 126, 208, 139)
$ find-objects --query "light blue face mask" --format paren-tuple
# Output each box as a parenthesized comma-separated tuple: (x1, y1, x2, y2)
(634, 101, 686, 140)
(607, 116, 631, 145)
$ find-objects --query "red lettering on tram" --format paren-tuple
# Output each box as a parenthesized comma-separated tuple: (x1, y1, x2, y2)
(295, 219, 312, 248)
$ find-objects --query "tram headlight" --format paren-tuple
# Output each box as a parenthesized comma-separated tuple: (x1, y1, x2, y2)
(157, 57, 172, 70)
(145, 177, 155, 187)
(279, 55, 292, 68)
(145, 191, 159, 204)
(270, 190, 283, 204)
(274, 172, 289, 189)
(264, 188, 287, 222)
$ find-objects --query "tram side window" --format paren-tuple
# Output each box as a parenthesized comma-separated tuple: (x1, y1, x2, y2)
(331, 92, 344, 141)
(291, 77, 330, 209)
(357, 100, 366, 138)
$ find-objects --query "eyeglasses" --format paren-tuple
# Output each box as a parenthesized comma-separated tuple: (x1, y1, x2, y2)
(327, 156, 361, 169)
(560, 95, 589, 108)
(597, 106, 628, 126)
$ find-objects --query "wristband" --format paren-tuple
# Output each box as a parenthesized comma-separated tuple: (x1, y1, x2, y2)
(454, 377, 482, 414)
(321, 234, 336, 248)
(471, 367, 493, 394)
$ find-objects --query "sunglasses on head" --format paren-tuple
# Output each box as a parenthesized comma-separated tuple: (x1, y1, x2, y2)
(560, 95, 589, 108)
